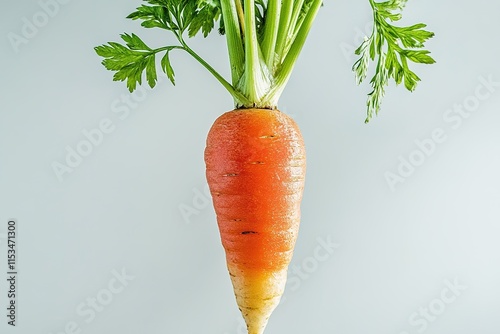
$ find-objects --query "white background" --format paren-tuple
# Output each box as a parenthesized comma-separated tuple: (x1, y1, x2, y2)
(1, 0, 500, 333)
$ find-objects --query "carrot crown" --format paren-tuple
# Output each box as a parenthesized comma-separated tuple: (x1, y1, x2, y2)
(95, 0, 434, 122)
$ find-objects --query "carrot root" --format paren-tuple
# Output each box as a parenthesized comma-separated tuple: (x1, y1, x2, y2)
(205, 108, 306, 334)
(228, 264, 287, 334)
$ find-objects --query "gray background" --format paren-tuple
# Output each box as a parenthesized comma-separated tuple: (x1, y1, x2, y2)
(1, 0, 499, 333)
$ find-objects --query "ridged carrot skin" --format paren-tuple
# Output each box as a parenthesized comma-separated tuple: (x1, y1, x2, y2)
(204, 108, 306, 334)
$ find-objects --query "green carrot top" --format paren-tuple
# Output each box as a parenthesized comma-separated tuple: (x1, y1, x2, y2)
(95, 0, 435, 122)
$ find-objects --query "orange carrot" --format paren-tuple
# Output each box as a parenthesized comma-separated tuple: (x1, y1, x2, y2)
(204, 108, 306, 334)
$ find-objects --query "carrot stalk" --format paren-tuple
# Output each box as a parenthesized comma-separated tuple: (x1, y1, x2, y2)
(220, 0, 245, 86)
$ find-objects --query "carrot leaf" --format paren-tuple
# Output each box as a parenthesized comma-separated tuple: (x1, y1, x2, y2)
(161, 50, 176, 85)
(126, 4, 172, 30)
(95, 33, 183, 92)
(95, 0, 433, 117)
(353, 0, 435, 123)
(95, 0, 244, 99)
(188, 1, 222, 37)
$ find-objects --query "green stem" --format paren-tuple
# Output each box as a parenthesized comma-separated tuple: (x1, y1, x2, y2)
(220, 0, 245, 86)
(235, 0, 245, 35)
(261, 0, 281, 69)
(287, 0, 305, 40)
(181, 41, 251, 106)
(274, 0, 294, 67)
(154, 45, 184, 53)
(264, 0, 322, 102)
(241, 0, 267, 103)
(282, 0, 307, 58)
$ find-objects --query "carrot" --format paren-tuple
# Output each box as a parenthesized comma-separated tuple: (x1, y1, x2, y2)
(205, 108, 305, 333)
(95, 1, 434, 333)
